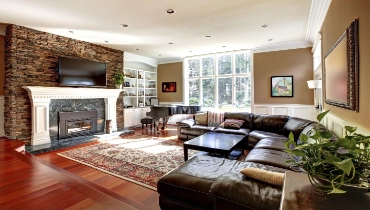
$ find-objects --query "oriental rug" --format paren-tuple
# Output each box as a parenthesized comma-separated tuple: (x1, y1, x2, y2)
(58, 134, 197, 190)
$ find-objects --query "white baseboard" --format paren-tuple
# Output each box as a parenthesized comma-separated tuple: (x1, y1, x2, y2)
(0, 96, 4, 137)
(322, 111, 370, 138)
(253, 104, 314, 121)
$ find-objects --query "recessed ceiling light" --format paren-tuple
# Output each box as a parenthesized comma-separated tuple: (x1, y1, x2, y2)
(120, 24, 128, 27)
(189, 51, 192, 52)
(104, 41, 109, 43)
(68, 31, 74, 34)
(158, 55, 161, 56)
(135, 48, 139, 50)
(166, 9, 175, 14)
(261, 24, 269, 28)
(169, 42, 173, 44)
(267, 39, 273, 41)
(205, 35, 211, 38)
(222, 46, 226, 47)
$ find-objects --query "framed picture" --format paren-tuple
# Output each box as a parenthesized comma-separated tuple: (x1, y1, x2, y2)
(271, 76, 293, 97)
(324, 19, 359, 112)
(162, 82, 176, 92)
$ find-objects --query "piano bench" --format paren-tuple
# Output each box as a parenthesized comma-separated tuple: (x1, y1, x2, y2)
(141, 117, 155, 130)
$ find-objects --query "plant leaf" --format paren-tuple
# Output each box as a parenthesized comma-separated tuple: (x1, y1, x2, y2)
(323, 154, 341, 164)
(285, 149, 306, 157)
(284, 139, 296, 150)
(300, 134, 308, 143)
(329, 188, 346, 194)
(288, 132, 294, 141)
(333, 159, 354, 176)
(317, 109, 330, 122)
(320, 132, 333, 139)
(345, 126, 357, 134)
(335, 138, 351, 148)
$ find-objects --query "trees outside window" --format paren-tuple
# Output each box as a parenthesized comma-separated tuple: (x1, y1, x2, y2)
(185, 51, 252, 111)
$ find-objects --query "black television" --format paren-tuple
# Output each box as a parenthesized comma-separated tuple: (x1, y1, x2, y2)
(59, 57, 107, 87)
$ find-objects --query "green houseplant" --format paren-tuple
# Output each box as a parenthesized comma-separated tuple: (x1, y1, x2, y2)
(284, 110, 370, 193)
(113, 71, 125, 89)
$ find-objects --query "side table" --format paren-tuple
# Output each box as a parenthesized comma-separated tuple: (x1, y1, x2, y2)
(280, 171, 370, 210)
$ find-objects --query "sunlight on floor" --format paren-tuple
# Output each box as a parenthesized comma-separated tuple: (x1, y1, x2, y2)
(116, 140, 160, 149)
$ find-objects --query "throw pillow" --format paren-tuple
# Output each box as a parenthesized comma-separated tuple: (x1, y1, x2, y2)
(194, 113, 208, 125)
(240, 167, 285, 186)
(220, 119, 245, 129)
(207, 111, 224, 127)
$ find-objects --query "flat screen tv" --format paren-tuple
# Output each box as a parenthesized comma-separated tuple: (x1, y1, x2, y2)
(59, 57, 107, 87)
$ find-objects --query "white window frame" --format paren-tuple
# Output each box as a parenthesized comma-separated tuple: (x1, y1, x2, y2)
(183, 50, 254, 111)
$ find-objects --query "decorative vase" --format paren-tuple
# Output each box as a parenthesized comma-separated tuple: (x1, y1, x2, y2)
(116, 84, 122, 89)
(105, 120, 112, 134)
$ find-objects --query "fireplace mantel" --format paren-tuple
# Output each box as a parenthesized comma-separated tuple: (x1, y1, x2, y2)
(23, 86, 123, 145)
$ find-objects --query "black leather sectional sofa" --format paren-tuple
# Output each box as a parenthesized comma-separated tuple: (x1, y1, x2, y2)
(158, 112, 336, 210)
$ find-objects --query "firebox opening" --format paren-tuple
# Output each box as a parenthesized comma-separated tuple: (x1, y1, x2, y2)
(59, 110, 98, 139)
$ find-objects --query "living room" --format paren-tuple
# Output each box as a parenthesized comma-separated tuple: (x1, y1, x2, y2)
(1, 0, 370, 209)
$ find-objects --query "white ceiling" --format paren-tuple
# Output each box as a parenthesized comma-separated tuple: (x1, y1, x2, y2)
(0, 0, 313, 63)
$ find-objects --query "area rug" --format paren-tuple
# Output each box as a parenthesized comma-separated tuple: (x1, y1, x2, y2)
(57, 134, 197, 190)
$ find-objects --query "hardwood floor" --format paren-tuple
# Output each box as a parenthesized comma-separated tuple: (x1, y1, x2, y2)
(1, 125, 179, 209)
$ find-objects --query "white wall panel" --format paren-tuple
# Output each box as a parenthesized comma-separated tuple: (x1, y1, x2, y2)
(253, 104, 314, 120)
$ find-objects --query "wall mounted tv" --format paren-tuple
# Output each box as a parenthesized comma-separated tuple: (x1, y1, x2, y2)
(59, 57, 107, 87)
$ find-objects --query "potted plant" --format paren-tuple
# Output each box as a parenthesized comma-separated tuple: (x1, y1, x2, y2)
(285, 110, 370, 193)
(113, 71, 125, 89)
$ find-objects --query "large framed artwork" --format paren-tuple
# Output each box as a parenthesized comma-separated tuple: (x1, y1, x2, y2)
(271, 76, 293, 97)
(162, 82, 176, 92)
(324, 19, 359, 112)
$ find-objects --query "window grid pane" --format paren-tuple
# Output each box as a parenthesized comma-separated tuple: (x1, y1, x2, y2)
(188, 59, 199, 77)
(235, 53, 250, 74)
(235, 76, 251, 108)
(188, 79, 200, 105)
(218, 77, 233, 109)
(217, 55, 232, 75)
(202, 78, 215, 108)
(202, 57, 215, 76)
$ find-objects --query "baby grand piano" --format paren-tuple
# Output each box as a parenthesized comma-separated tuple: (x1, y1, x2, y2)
(146, 105, 201, 130)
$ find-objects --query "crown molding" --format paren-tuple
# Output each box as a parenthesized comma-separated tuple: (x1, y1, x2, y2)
(252, 40, 312, 53)
(306, 0, 331, 51)
(124, 52, 158, 67)
(158, 58, 183, 65)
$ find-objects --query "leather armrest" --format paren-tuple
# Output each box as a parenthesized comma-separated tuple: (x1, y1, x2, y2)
(177, 119, 195, 127)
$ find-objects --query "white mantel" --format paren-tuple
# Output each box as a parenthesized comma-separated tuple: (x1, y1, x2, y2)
(23, 86, 122, 145)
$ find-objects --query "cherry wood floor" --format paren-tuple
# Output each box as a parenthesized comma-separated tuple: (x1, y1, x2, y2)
(1, 125, 179, 210)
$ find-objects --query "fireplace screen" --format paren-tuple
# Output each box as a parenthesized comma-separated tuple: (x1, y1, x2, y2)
(67, 120, 92, 134)
(59, 110, 98, 139)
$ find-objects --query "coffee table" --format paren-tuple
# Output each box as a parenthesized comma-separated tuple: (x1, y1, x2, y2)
(183, 132, 245, 161)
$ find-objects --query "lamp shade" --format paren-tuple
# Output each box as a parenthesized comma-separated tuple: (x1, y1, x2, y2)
(307, 80, 322, 89)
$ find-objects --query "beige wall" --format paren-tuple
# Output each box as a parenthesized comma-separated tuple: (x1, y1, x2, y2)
(254, 48, 314, 104)
(0, 35, 4, 95)
(322, 0, 370, 129)
(157, 62, 183, 103)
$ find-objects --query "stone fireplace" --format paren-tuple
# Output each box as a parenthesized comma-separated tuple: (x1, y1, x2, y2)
(23, 86, 122, 146)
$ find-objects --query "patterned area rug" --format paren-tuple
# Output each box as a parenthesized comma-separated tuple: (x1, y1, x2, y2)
(58, 135, 196, 190)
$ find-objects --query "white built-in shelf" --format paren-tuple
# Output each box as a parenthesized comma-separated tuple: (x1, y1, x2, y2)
(145, 88, 156, 90)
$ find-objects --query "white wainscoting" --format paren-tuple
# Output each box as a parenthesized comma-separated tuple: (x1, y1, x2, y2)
(0, 96, 4, 137)
(253, 104, 315, 121)
(322, 111, 370, 138)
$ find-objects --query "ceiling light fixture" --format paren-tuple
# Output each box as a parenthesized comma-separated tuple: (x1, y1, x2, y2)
(158, 55, 161, 56)
(135, 48, 139, 50)
(267, 39, 273, 41)
(120, 24, 128, 27)
(222, 46, 226, 47)
(166, 9, 175, 14)
(68, 31, 74, 34)
(205, 35, 211, 38)
(261, 24, 269, 28)
(189, 51, 192, 52)
(104, 41, 109, 43)
(169, 42, 173, 44)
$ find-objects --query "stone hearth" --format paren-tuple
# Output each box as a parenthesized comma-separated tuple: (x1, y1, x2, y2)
(23, 86, 122, 146)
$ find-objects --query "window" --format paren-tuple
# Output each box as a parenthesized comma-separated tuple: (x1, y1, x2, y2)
(185, 51, 252, 111)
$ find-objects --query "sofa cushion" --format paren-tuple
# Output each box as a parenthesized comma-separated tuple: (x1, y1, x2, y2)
(214, 127, 251, 136)
(207, 111, 225, 127)
(245, 148, 292, 170)
(283, 117, 313, 140)
(253, 114, 290, 134)
(248, 130, 288, 148)
(254, 138, 287, 151)
(224, 112, 254, 129)
(194, 113, 208, 125)
(219, 119, 245, 129)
